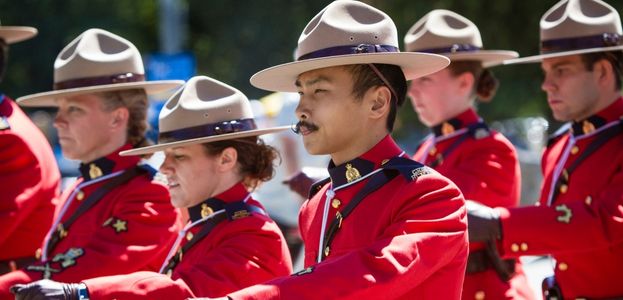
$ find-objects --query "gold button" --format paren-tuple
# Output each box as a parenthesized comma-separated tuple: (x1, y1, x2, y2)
(331, 199, 341, 209)
(324, 246, 330, 257)
(381, 159, 389, 165)
(76, 191, 85, 201)
(475, 291, 485, 300)
(429, 146, 437, 155)
(186, 232, 194, 241)
(571, 146, 579, 154)
(585, 196, 592, 206)
(520, 243, 528, 251)
(559, 184, 568, 194)
(558, 262, 568, 271)
(511, 243, 519, 252)
(35, 248, 42, 260)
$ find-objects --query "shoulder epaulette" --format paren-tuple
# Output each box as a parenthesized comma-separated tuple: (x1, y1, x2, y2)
(0, 116, 10, 130)
(136, 164, 157, 179)
(467, 122, 490, 140)
(308, 177, 331, 199)
(547, 123, 571, 147)
(381, 157, 431, 182)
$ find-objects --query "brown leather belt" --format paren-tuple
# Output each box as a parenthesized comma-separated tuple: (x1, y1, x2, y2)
(466, 249, 515, 275)
(0, 256, 37, 274)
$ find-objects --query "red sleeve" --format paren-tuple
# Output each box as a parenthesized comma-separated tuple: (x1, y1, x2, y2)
(83, 215, 292, 299)
(228, 175, 468, 299)
(497, 162, 623, 257)
(441, 134, 520, 209)
(0, 134, 40, 246)
(0, 179, 180, 296)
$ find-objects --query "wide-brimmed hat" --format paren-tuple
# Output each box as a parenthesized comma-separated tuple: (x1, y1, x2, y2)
(0, 20, 37, 44)
(17, 28, 183, 107)
(250, 0, 450, 92)
(121, 76, 290, 156)
(404, 9, 518, 68)
(506, 0, 623, 65)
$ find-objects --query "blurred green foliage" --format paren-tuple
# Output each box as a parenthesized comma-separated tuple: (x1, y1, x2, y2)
(1, 0, 622, 139)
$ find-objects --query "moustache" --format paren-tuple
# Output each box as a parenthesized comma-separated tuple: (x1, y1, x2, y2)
(291, 121, 319, 135)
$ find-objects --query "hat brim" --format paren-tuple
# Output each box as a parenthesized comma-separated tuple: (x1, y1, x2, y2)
(0, 27, 37, 44)
(504, 45, 623, 65)
(250, 52, 449, 92)
(120, 126, 292, 156)
(16, 80, 185, 107)
(442, 50, 519, 68)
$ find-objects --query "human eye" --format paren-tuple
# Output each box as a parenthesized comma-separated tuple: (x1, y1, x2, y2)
(173, 154, 187, 161)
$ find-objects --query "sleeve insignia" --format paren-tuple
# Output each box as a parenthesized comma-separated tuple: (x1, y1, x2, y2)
(26, 263, 61, 279)
(52, 248, 84, 268)
(103, 217, 128, 233)
(410, 166, 431, 181)
(555, 204, 572, 223)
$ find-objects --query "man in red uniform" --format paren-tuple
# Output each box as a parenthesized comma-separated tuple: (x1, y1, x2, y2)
(0, 28, 183, 298)
(0, 23, 61, 274)
(10, 76, 294, 299)
(199, 1, 468, 299)
(404, 10, 534, 300)
(467, 0, 623, 299)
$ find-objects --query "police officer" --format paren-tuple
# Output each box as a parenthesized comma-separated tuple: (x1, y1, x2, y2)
(202, 1, 468, 299)
(467, 0, 623, 299)
(0, 28, 183, 297)
(10, 75, 294, 299)
(0, 22, 60, 275)
(404, 10, 534, 300)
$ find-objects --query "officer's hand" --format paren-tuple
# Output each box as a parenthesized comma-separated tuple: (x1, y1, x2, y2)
(282, 171, 322, 199)
(10, 279, 81, 300)
(466, 200, 502, 242)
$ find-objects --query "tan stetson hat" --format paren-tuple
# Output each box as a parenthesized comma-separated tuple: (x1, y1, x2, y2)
(121, 76, 290, 156)
(17, 28, 184, 107)
(0, 21, 37, 44)
(250, 0, 449, 92)
(404, 9, 518, 68)
(506, 0, 623, 64)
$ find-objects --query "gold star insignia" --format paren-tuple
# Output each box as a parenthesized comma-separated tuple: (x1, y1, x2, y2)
(89, 163, 103, 179)
(112, 219, 128, 233)
(345, 163, 361, 182)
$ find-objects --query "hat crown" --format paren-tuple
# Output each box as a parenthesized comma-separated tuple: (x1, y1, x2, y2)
(294, 0, 398, 60)
(404, 9, 482, 52)
(159, 76, 253, 134)
(540, 0, 622, 41)
(54, 28, 144, 83)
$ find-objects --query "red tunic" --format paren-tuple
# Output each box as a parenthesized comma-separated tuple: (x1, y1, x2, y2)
(414, 109, 534, 300)
(227, 135, 468, 299)
(0, 144, 181, 299)
(0, 97, 60, 268)
(497, 97, 623, 299)
(81, 182, 292, 299)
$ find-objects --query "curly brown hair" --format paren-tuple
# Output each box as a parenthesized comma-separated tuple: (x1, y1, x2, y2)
(202, 136, 280, 190)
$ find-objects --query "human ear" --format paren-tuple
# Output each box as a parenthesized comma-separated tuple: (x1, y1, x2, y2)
(457, 72, 475, 97)
(110, 107, 129, 129)
(218, 147, 238, 171)
(369, 86, 391, 119)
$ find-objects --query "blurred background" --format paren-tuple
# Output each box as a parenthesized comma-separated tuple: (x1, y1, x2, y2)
(2, 1, 622, 295)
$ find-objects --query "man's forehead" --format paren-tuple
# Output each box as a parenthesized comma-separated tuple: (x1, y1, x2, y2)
(295, 66, 345, 87)
(541, 55, 582, 69)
